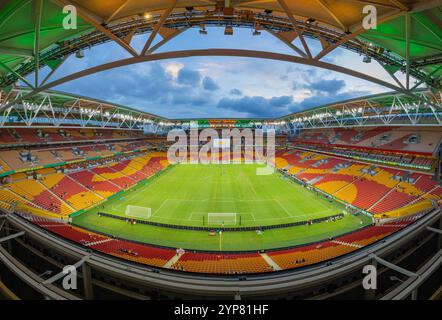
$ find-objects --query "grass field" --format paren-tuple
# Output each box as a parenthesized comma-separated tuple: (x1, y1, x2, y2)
(73, 164, 372, 251)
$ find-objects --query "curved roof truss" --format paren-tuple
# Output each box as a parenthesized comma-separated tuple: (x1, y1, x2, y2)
(1, 87, 440, 130)
(0, 0, 441, 116)
(270, 88, 442, 130)
(0, 87, 171, 130)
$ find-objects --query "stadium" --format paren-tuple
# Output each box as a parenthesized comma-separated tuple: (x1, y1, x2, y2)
(0, 0, 441, 302)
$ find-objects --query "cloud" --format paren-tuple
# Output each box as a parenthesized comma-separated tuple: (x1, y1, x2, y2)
(48, 33, 384, 119)
(292, 82, 307, 90)
(309, 79, 346, 94)
(56, 62, 218, 117)
(202, 76, 220, 91)
(230, 88, 242, 96)
(177, 68, 201, 86)
(291, 90, 371, 112)
(217, 95, 294, 117)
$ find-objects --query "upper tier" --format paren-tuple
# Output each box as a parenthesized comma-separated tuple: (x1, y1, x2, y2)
(292, 126, 442, 155)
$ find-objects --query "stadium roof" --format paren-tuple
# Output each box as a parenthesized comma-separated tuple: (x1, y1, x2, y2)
(1, 86, 440, 129)
(0, 0, 441, 121)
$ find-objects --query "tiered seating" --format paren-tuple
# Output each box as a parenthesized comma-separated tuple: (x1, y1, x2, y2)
(414, 174, 439, 194)
(69, 170, 122, 197)
(171, 252, 272, 274)
(130, 153, 170, 177)
(275, 147, 440, 214)
(335, 225, 402, 246)
(34, 150, 59, 165)
(0, 158, 11, 173)
(0, 189, 24, 211)
(32, 218, 176, 267)
(6, 179, 73, 215)
(370, 190, 417, 213)
(106, 159, 148, 182)
(334, 178, 391, 209)
(90, 239, 176, 267)
(0, 128, 148, 145)
(268, 242, 356, 270)
(0, 150, 34, 170)
(91, 166, 136, 189)
(13, 128, 43, 143)
(40, 173, 103, 210)
(33, 220, 109, 245)
(292, 126, 441, 154)
(0, 129, 16, 144)
(22, 198, 434, 274)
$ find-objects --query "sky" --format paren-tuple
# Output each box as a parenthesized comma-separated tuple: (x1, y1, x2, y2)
(33, 26, 408, 119)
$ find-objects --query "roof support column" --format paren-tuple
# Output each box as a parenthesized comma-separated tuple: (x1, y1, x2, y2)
(82, 262, 94, 300)
(405, 13, 411, 90)
(33, 0, 43, 88)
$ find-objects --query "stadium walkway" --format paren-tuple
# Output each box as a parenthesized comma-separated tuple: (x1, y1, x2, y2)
(260, 253, 282, 271)
(163, 253, 183, 269)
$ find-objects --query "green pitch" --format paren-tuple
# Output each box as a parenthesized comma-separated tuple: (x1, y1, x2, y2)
(73, 164, 372, 251)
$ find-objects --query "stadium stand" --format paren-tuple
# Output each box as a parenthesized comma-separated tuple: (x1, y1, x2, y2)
(291, 127, 441, 154)
(0, 126, 438, 275)
(21, 210, 423, 275)
(68, 170, 122, 198)
(5, 178, 74, 216)
(275, 149, 440, 214)
(40, 173, 103, 210)
(171, 252, 273, 274)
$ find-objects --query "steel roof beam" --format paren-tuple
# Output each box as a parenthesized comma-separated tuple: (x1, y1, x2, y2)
(42, 254, 90, 285)
(0, 10, 438, 90)
(0, 46, 33, 57)
(33, 0, 43, 88)
(141, 0, 178, 56)
(146, 27, 189, 55)
(51, 0, 138, 57)
(264, 29, 307, 57)
(0, 231, 25, 243)
(0, 60, 34, 89)
(277, 0, 312, 58)
(0, 48, 407, 114)
(388, 0, 409, 11)
(315, 9, 405, 61)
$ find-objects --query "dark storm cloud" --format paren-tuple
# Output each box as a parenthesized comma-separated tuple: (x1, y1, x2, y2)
(202, 76, 220, 91)
(217, 95, 294, 117)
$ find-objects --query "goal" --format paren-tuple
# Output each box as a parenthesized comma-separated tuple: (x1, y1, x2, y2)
(207, 213, 237, 226)
(125, 205, 152, 220)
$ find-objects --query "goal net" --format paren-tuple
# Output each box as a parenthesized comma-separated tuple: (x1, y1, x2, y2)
(207, 213, 237, 226)
(125, 205, 152, 220)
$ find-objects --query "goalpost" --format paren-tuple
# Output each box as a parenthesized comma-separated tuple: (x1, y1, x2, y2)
(207, 213, 237, 226)
(125, 205, 152, 220)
